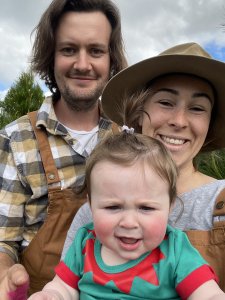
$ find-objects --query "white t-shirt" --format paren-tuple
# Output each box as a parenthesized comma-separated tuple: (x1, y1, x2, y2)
(64, 125, 99, 156)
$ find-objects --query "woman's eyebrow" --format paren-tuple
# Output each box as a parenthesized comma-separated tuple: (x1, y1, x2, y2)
(193, 92, 212, 103)
(153, 88, 178, 95)
(153, 88, 212, 103)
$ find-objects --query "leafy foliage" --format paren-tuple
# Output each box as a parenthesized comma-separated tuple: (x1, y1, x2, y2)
(196, 149, 225, 179)
(0, 71, 44, 128)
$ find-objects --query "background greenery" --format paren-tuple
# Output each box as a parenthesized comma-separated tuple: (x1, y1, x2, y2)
(0, 70, 224, 179)
(0, 70, 44, 128)
(196, 150, 225, 179)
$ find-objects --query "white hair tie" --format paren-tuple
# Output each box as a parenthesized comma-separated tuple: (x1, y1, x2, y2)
(122, 125, 134, 134)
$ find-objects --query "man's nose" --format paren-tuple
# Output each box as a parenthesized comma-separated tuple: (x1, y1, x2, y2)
(73, 50, 91, 72)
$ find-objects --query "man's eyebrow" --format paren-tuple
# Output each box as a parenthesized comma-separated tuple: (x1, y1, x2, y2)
(89, 43, 108, 48)
(56, 41, 108, 49)
(56, 41, 74, 47)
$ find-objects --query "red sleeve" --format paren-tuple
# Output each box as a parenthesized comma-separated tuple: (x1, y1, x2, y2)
(55, 261, 80, 289)
(176, 264, 218, 299)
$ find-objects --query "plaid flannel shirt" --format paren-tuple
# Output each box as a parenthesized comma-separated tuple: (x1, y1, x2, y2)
(0, 97, 113, 261)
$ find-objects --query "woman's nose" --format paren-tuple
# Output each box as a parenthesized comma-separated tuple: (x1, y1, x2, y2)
(168, 108, 188, 128)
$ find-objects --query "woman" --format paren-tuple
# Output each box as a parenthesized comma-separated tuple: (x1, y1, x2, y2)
(62, 42, 225, 290)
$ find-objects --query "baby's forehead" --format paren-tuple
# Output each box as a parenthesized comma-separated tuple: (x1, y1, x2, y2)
(91, 158, 146, 169)
(91, 159, 165, 180)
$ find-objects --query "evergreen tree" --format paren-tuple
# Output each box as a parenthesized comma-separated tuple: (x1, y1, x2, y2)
(0, 71, 44, 128)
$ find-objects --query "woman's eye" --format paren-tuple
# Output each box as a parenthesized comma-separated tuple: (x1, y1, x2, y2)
(158, 100, 173, 107)
(190, 106, 205, 112)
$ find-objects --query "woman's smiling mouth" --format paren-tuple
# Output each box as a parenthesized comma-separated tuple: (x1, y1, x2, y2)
(159, 135, 187, 145)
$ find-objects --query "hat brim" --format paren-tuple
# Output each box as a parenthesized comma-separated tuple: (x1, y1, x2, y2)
(102, 54, 225, 151)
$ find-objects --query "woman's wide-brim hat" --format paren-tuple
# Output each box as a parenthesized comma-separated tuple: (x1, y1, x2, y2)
(102, 42, 225, 151)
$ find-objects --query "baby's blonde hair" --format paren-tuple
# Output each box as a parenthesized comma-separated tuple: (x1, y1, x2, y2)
(85, 132, 177, 204)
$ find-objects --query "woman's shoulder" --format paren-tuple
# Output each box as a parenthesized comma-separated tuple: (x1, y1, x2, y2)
(180, 170, 225, 195)
(182, 178, 225, 198)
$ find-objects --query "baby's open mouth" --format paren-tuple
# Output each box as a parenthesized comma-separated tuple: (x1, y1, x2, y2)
(119, 237, 139, 244)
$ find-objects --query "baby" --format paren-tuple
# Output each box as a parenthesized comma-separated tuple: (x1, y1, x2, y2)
(29, 130, 225, 299)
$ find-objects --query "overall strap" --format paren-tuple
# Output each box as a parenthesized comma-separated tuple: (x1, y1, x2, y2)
(213, 188, 225, 217)
(28, 111, 60, 186)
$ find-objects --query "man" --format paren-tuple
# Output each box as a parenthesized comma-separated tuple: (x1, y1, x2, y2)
(0, 0, 127, 297)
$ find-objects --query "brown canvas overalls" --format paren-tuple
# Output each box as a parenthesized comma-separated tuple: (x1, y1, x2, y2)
(186, 188, 225, 291)
(20, 112, 86, 295)
(19, 112, 225, 293)
(20, 112, 118, 295)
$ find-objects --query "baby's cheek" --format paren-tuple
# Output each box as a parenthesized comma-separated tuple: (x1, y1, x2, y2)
(149, 219, 168, 243)
(93, 217, 111, 238)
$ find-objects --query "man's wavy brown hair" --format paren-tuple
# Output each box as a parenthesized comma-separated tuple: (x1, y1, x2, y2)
(30, 0, 127, 101)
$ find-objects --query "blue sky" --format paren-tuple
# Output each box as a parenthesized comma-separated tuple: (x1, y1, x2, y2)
(0, 0, 225, 99)
(205, 44, 225, 61)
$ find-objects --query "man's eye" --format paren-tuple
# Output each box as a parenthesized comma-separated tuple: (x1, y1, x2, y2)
(90, 48, 105, 57)
(60, 47, 75, 56)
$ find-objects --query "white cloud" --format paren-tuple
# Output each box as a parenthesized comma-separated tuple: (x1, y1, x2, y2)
(0, 0, 51, 87)
(0, 0, 225, 92)
(114, 0, 225, 64)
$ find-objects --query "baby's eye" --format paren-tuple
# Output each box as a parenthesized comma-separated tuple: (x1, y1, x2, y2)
(105, 205, 120, 210)
(139, 206, 155, 211)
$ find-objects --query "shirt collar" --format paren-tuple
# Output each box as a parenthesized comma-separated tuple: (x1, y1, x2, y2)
(36, 96, 112, 135)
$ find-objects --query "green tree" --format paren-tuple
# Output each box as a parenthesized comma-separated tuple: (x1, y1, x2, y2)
(0, 71, 44, 128)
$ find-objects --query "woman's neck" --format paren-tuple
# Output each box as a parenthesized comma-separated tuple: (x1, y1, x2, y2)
(177, 163, 215, 195)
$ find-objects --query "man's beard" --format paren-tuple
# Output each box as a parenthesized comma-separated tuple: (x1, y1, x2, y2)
(61, 83, 105, 112)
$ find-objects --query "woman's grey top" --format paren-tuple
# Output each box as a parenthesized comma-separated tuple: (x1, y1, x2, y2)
(61, 179, 225, 259)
